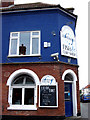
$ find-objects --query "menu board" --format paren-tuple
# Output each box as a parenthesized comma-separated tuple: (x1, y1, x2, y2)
(40, 85, 57, 107)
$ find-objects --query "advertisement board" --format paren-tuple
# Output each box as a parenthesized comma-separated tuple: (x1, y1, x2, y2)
(60, 25, 77, 58)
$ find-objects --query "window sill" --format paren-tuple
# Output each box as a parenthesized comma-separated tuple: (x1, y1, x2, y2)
(8, 54, 41, 58)
(7, 105, 37, 110)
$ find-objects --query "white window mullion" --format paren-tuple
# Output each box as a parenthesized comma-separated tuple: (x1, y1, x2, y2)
(9, 32, 19, 56)
(9, 87, 13, 105)
(39, 31, 40, 55)
(9, 33, 12, 56)
(22, 87, 24, 105)
(30, 32, 33, 55)
(17, 32, 20, 55)
(34, 86, 37, 105)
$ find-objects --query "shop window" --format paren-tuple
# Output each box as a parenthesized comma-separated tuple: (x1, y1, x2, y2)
(12, 88, 22, 105)
(9, 31, 40, 56)
(24, 88, 34, 105)
(7, 74, 37, 110)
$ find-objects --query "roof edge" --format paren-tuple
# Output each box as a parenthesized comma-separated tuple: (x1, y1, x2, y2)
(0, 2, 77, 18)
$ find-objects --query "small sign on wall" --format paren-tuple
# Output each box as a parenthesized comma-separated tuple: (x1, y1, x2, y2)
(44, 42, 51, 48)
(60, 25, 77, 58)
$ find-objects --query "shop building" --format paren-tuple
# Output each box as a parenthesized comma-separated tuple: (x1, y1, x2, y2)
(0, 0, 80, 119)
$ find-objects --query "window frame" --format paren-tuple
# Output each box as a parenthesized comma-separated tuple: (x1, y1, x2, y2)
(8, 31, 41, 57)
(39, 84, 58, 108)
(11, 86, 35, 106)
(7, 75, 37, 110)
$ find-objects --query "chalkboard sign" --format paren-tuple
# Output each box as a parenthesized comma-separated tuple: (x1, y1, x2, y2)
(40, 85, 57, 107)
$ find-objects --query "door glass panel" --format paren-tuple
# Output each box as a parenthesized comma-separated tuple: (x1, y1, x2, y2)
(64, 92, 70, 101)
(12, 88, 22, 105)
(64, 84, 71, 101)
(24, 88, 34, 105)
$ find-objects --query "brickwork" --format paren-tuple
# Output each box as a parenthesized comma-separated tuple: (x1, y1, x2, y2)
(1, 62, 80, 117)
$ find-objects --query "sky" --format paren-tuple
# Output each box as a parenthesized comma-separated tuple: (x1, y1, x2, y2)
(14, 0, 88, 89)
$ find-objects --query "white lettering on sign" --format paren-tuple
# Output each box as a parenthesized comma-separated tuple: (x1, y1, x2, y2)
(60, 25, 77, 58)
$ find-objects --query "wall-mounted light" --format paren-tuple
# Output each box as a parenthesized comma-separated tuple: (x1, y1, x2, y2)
(51, 31, 56, 36)
(66, 21, 73, 25)
(51, 52, 59, 61)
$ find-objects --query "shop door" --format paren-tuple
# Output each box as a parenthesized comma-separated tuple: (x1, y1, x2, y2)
(64, 83, 73, 117)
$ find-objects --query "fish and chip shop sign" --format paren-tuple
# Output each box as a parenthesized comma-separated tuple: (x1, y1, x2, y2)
(60, 25, 77, 58)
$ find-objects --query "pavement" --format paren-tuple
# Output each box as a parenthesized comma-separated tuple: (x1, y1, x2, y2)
(65, 116, 89, 120)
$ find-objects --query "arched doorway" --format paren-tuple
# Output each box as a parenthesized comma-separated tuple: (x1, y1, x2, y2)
(62, 69, 77, 117)
(7, 69, 40, 110)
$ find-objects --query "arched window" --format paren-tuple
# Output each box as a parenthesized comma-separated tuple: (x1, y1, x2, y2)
(11, 75, 35, 105)
(64, 73, 73, 81)
(7, 69, 39, 110)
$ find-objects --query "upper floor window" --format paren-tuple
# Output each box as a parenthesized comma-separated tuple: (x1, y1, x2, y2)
(9, 31, 40, 56)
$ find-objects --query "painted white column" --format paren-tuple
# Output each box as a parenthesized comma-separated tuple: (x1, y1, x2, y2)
(72, 81, 77, 116)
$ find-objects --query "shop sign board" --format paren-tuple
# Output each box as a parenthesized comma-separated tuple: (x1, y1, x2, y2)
(40, 85, 57, 107)
(39, 75, 58, 108)
(60, 25, 77, 58)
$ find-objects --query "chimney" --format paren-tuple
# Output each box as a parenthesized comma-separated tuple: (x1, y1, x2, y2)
(66, 8, 75, 13)
(0, 0, 14, 7)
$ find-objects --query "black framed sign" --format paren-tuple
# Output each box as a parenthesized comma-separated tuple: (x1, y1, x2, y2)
(39, 85, 58, 107)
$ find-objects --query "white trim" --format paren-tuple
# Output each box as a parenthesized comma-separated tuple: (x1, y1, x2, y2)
(7, 69, 40, 110)
(17, 32, 20, 55)
(30, 32, 33, 55)
(9, 32, 19, 56)
(62, 69, 77, 116)
(8, 54, 41, 57)
(64, 81, 73, 83)
(7, 69, 40, 86)
(7, 105, 37, 110)
(22, 87, 24, 105)
(62, 69, 77, 81)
